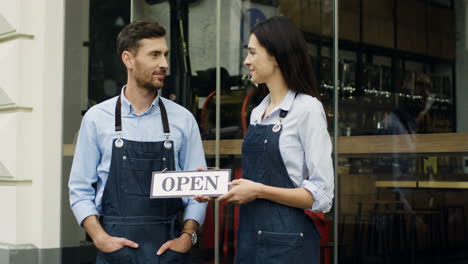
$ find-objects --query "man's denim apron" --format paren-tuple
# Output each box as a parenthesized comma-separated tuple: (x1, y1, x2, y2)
(96, 96, 191, 264)
(235, 108, 321, 264)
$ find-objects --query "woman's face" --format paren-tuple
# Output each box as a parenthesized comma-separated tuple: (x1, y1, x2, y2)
(244, 34, 277, 84)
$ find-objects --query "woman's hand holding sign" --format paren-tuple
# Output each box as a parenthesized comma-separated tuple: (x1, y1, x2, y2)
(193, 176, 264, 205)
(218, 179, 263, 205)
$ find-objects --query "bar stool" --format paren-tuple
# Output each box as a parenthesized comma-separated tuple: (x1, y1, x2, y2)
(407, 209, 443, 263)
(366, 209, 408, 262)
(358, 201, 404, 263)
(441, 206, 467, 249)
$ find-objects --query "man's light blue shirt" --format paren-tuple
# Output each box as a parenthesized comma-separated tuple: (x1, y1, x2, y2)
(69, 87, 207, 225)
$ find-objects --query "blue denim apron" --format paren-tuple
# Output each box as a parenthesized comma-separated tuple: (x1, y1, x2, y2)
(235, 109, 321, 264)
(96, 96, 191, 264)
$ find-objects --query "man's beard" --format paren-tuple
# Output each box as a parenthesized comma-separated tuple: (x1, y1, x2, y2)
(136, 74, 162, 93)
(135, 63, 164, 93)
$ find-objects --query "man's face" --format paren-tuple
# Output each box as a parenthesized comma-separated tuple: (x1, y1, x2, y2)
(129, 37, 169, 92)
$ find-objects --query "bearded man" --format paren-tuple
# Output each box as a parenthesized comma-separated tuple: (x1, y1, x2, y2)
(69, 21, 206, 264)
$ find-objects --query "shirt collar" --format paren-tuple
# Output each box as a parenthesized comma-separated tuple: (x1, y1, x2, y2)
(120, 85, 160, 116)
(277, 89, 297, 112)
(252, 89, 297, 124)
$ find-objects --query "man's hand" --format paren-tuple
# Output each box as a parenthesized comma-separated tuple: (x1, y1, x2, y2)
(157, 219, 198, 255)
(192, 167, 214, 203)
(192, 195, 213, 203)
(156, 234, 192, 255)
(218, 179, 263, 205)
(95, 234, 139, 253)
(82, 215, 138, 253)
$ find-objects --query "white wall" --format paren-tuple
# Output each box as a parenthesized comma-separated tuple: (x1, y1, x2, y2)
(0, 186, 17, 243)
(0, 0, 64, 250)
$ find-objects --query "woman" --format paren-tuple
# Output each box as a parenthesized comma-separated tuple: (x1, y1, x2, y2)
(195, 16, 334, 264)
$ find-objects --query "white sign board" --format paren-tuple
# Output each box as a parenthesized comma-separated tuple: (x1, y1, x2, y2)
(150, 169, 231, 198)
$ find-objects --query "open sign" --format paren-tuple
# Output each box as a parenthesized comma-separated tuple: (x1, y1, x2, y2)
(150, 169, 231, 198)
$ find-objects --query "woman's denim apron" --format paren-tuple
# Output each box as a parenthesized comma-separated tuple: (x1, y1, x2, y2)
(235, 109, 321, 264)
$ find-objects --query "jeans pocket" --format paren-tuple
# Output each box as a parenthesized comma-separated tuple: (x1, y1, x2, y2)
(101, 247, 134, 264)
(257, 231, 304, 264)
(159, 249, 190, 264)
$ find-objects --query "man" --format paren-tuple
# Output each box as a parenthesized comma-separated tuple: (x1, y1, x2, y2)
(69, 21, 207, 264)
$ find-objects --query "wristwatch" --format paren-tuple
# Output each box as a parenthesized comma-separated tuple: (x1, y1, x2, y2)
(181, 230, 198, 246)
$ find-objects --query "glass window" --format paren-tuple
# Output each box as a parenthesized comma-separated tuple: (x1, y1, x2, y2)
(338, 0, 468, 263)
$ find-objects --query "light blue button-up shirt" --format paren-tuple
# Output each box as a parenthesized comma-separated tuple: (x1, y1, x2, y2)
(69, 88, 207, 225)
(250, 90, 334, 212)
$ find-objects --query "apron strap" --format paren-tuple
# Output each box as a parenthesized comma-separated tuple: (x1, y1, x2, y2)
(114, 95, 171, 136)
(158, 98, 170, 134)
(279, 109, 288, 118)
(278, 92, 298, 119)
(115, 95, 122, 132)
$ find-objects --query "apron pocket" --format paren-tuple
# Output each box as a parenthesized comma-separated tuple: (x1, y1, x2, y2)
(128, 149, 164, 160)
(159, 249, 190, 264)
(242, 143, 266, 181)
(257, 231, 304, 264)
(101, 247, 134, 264)
(122, 157, 163, 171)
(122, 158, 162, 196)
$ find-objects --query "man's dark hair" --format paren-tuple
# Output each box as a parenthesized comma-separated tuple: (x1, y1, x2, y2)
(117, 21, 166, 56)
(251, 16, 319, 99)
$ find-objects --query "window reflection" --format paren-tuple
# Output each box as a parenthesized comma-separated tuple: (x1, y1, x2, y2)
(79, 0, 468, 263)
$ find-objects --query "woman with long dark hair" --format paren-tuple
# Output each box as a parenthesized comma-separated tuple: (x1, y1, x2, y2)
(195, 16, 334, 264)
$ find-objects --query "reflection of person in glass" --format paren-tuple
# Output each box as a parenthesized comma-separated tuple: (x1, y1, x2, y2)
(69, 22, 207, 264)
(197, 16, 334, 264)
(381, 72, 436, 210)
(383, 72, 434, 136)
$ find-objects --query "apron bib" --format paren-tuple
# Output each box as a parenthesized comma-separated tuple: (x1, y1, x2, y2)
(96, 96, 190, 264)
(236, 109, 321, 264)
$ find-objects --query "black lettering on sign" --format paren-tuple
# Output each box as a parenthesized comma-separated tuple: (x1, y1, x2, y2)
(205, 176, 219, 190)
(177, 177, 190, 191)
(160, 175, 222, 193)
(191, 176, 204, 191)
(162, 177, 175, 191)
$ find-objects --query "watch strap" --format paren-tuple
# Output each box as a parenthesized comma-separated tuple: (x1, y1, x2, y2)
(180, 230, 197, 245)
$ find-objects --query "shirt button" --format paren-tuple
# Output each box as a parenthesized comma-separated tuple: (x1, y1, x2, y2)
(163, 157, 166, 161)
(264, 139, 268, 144)
(123, 156, 127, 160)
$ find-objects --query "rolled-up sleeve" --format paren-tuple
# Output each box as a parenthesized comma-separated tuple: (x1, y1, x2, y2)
(182, 198, 208, 225)
(298, 106, 334, 213)
(68, 112, 101, 225)
(179, 116, 208, 225)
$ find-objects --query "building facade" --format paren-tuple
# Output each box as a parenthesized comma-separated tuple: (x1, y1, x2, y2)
(1, 0, 468, 263)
